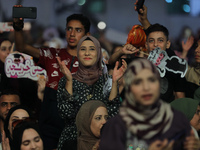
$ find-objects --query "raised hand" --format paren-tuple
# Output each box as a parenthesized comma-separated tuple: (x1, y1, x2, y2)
(184, 129, 200, 150)
(2, 130, 11, 150)
(148, 139, 174, 150)
(134, 1, 151, 30)
(37, 75, 46, 101)
(57, 56, 73, 94)
(112, 59, 127, 83)
(56, 56, 72, 82)
(182, 36, 194, 53)
(122, 44, 139, 55)
(10, 42, 15, 53)
(13, 5, 24, 31)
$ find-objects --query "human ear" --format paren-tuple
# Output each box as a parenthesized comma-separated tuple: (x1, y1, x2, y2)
(86, 32, 91, 36)
(166, 40, 171, 49)
(145, 41, 150, 53)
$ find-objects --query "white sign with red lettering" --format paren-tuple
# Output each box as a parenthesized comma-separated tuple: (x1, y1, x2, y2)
(148, 47, 188, 78)
(0, 22, 14, 32)
(5, 52, 47, 81)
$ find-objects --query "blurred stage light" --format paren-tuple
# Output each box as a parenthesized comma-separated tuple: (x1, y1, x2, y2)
(97, 21, 106, 30)
(165, 0, 173, 3)
(183, 4, 190, 12)
(77, 0, 86, 6)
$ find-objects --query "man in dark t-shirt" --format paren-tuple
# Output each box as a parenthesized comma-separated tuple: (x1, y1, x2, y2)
(144, 24, 186, 102)
(159, 49, 186, 102)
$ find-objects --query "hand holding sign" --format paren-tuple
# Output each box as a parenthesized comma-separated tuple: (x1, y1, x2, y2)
(147, 47, 188, 78)
(5, 52, 47, 81)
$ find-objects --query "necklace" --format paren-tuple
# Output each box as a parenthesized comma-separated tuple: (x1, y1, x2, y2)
(86, 84, 95, 100)
(87, 94, 93, 100)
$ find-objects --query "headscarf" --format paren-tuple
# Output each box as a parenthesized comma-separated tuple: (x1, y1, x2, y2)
(170, 98, 199, 121)
(4, 105, 33, 149)
(0, 38, 12, 47)
(73, 35, 103, 85)
(120, 58, 173, 140)
(12, 121, 43, 150)
(76, 100, 106, 150)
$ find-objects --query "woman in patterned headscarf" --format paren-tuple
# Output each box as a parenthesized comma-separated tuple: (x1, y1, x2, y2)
(56, 35, 126, 149)
(99, 58, 193, 150)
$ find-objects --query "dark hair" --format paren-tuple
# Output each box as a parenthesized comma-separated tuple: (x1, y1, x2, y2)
(0, 89, 21, 102)
(66, 14, 91, 34)
(4, 105, 33, 149)
(13, 121, 42, 150)
(145, 23, 169, 40)
(85, 37, 93, 41)
(0, 38, 12, 46)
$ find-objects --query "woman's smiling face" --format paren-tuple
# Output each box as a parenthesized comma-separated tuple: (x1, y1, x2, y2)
(78, 40, 97, 67)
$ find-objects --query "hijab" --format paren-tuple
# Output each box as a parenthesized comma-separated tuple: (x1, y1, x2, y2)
(76, 100, 106, 150)
(120, 58, 173, 140)
(12, 121, 42, 150)
(170, 98, 199, 121)
(4, 105, 33, 149)
(73, 35, 103, 85)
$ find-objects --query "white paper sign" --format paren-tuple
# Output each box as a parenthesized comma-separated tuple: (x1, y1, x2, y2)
(5, 52, 47, 81)
(0, 22, 14, 32)
(148, 47, 188, 78)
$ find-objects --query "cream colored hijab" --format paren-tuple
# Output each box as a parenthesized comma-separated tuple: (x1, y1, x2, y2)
(120, 58, 173, 139)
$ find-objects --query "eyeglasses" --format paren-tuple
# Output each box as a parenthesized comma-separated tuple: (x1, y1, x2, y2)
(12, 118, 36, 129)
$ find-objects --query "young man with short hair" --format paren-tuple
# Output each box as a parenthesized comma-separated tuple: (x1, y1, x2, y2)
(0, 90, 20, 120)
(144, 23, 186, 102)
(0, 89, 21, 145)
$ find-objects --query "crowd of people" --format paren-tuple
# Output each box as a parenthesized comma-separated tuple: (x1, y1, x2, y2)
(1, 1, 200, 150)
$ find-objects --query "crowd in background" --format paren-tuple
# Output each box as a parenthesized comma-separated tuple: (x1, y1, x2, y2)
(1, 2, 200, 150)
